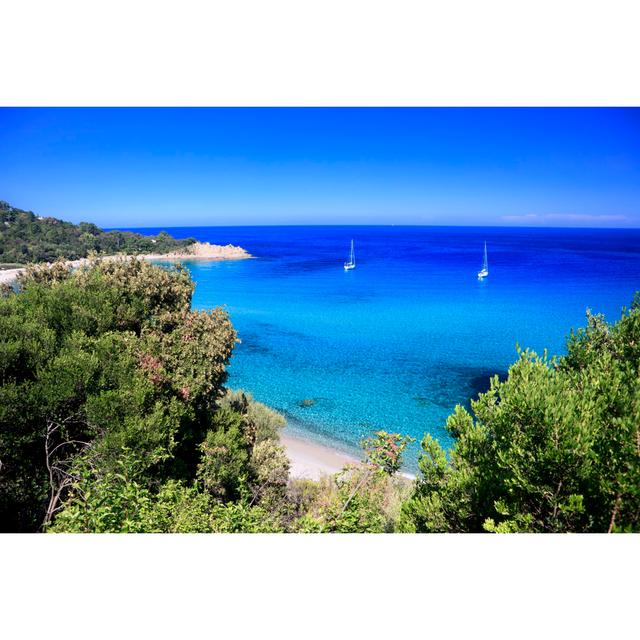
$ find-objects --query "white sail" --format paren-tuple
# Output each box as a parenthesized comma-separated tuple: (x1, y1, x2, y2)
(477, 242, 488, 279)
(344, 239, 356, 270)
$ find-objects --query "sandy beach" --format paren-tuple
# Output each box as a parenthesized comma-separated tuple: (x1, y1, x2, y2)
(281, 431, 361, 480)
(0, 267, 23, 286)
(282, 430, 416, 481)
(0, 241, 251, 286)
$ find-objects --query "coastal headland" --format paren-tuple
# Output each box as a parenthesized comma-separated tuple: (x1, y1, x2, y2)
(146, 240, 252, 261)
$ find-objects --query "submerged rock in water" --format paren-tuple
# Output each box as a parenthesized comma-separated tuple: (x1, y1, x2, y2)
(298, 398, 316, 407)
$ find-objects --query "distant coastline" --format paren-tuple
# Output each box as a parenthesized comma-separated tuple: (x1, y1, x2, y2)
(0, 241, 252, 286)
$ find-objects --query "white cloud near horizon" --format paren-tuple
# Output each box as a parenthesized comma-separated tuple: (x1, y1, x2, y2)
(501, 213, 632, 224)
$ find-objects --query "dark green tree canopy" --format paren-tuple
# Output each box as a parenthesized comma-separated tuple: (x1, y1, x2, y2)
(0, 258, 235, 531)
(0, 200, 195, 264)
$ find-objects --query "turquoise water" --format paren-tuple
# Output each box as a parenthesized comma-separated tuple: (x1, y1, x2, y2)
(139, 226, 640, 466)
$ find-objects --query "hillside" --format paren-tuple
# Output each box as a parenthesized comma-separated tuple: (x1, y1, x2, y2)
(0, 201, 195, 264)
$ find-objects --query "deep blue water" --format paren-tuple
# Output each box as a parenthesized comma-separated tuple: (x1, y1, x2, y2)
(124, 226, 640, 466)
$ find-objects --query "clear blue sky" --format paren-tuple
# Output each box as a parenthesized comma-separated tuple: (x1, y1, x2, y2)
(1, 108, 639, 228)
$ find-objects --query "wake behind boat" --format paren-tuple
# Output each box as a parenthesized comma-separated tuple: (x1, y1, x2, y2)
(478, 242, 489, 279)
(344, 239, 356, 270)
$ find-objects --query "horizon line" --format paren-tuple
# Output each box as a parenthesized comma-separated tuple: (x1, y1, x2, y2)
(108, 222, 640, 232)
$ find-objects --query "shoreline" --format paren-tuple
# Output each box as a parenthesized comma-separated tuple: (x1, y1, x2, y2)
(0, 241, 252, 286)
(281, 430, 361, 480)
(282, 428, 416, 481)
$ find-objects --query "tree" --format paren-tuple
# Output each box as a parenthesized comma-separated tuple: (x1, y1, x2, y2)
(197, 409, 251, 502)
(361, 430, 414, 475)
(0, 258, 235, 531)
(0, 201, 195, 264)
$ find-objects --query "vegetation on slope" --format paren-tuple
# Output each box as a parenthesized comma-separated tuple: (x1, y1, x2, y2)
(0, 200, 194, 264)
(0, 258, 638, 533)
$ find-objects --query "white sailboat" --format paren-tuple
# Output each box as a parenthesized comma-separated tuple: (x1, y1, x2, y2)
(344, 239, 356, 270)
(477, 242, 489, 279)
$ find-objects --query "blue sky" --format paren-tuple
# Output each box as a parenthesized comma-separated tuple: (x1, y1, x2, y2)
(1, 108, 639, 228)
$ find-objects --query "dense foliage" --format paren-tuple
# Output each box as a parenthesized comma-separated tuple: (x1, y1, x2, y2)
(399, 302, 640, 533)
(0, 258, 235, 530)
(0, 200, 194, 264)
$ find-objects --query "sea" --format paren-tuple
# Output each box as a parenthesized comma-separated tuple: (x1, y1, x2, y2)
(125, 226, 640, 468)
